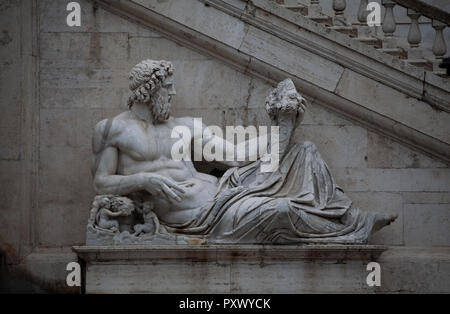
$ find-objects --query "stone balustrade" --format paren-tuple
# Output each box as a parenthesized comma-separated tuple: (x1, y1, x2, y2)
(274, 0, 449, 77)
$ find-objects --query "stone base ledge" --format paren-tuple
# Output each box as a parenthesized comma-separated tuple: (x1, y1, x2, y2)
(72, 245, 450, 293)
(73, 244, 387, 263)
(4, 246, 449, 293)
(72, 244, 395, 293)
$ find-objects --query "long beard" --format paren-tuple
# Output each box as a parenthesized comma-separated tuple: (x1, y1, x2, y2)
(151, 94, 171, 123)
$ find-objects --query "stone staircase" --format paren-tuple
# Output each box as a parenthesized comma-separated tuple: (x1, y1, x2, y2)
(275, 0, 449, 77)
(92, 0, 450, 164)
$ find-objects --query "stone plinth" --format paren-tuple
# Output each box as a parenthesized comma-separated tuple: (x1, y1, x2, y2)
(73, 245, 387, 293)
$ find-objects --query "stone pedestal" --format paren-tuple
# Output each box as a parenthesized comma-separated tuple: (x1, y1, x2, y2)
(73, 245, 387, 293)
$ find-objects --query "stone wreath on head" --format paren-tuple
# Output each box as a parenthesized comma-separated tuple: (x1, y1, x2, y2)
(127, 59, 174, 108)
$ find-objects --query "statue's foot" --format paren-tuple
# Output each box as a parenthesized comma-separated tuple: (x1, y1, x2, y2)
(373, 212, 398, 232)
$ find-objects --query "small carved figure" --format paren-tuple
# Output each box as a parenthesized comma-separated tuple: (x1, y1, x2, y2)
(90, 195, 135, 232)
(133, 201, 160, 236)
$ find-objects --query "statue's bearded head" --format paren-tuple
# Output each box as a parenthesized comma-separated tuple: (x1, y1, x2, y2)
(265, 78, 307, 123)
(127, 59, 175, 123)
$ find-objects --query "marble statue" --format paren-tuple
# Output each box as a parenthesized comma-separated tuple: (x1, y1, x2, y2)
(86, 59, 397, 245)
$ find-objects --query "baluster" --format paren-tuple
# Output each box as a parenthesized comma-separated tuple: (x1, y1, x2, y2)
(432, 20, 448, 75)
(406, 9, 428, 68)
(308, 0, 331, 25)
(407, 9, 421, 49)
(332, 0, 347, 26)
(380, 0, 406, 58)
(382, 0, 396, 38)
(280, 0, 308, 16)
(330, 0, 357, 37)
(357, 0, 369, 25)
(355, 0, 382, 48)
(308, 0, 322, 18)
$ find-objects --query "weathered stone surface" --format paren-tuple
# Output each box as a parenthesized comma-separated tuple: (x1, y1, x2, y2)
(402, 192, 450, 204)
(87, 261, 231, 293)
(377, 247, 450, 293)
(333, 168, 450, 192)
(0, 63, 21, 129)
(40, 66, 118, 89)
(239, 26, 345, 92)
(0, 4, 20, 64)
(0, 52, 22, 161)
(170, 60, 253, 110)
(37, 201, 89, 247)
(38, 145, 93, 246)
(0, 160, 23, 263)
(39, 108, 107, 148)
(367, 131, 446, 169)
(0, 126, 21, 160)
(40, 32, 130, 68)
(335, 69, 450, 145)
(296, 125, 368, 169)
(1, 248, 78, 293)
(135, 0, 248, 50)
(301, 101, 353, 126)
(72, 245, 450, 293)
(74, 245, 388, 293)
(40, 87, 129, 110)
(0, 0, 35, 266)
(39, 0, 160, 36)
(404, 204, 450, 246)
(128, 37, 210, 62)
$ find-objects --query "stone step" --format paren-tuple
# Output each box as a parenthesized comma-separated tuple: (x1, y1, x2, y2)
(356, 37, 383, 49)
(281, 5, 308, 16)
(329, 26, 358, 38)
(310, 15, 333, 26)
(436, 73, 449, 78)
(378, 48, 408, 59)
(407, 59, 433, 72)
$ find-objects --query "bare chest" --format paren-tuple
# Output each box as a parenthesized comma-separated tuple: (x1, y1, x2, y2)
(113, 121, 185, 162)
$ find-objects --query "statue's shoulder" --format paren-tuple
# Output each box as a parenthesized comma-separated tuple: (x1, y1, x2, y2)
(171, 116, 196, 130)
(92, 111, 131, 152)
(94, 111, 130, 134)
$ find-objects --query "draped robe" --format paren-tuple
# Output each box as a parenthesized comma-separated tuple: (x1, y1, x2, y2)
(162, 141, 381, 244)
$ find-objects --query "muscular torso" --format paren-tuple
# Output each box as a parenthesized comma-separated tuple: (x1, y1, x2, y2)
(101, 112, 219, 224)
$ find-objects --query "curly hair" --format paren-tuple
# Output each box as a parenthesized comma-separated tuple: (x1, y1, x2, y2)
(265, 78, 304, 120)
(127, 59, 174, 108)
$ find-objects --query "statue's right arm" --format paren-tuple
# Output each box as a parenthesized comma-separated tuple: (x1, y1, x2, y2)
(92, 120, 185, 200)
(92, 146, 143, 195)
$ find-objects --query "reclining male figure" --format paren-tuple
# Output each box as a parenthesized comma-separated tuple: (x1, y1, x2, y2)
(92, 59, 396, 244)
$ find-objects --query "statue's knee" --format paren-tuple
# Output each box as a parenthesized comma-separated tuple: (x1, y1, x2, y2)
(275, 199, 290, 217)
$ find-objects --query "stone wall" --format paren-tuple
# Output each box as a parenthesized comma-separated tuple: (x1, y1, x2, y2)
(0, 0, 449, 292)
(0, 0, 37, 265)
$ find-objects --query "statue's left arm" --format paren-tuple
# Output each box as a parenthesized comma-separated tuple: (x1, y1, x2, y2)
(197, 121, 268, 167)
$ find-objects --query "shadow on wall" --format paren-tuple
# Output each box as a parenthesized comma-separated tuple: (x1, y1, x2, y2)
(0, 249, 78, 294)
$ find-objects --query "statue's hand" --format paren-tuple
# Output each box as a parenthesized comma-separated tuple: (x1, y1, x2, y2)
(140, 173, 186, 203)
